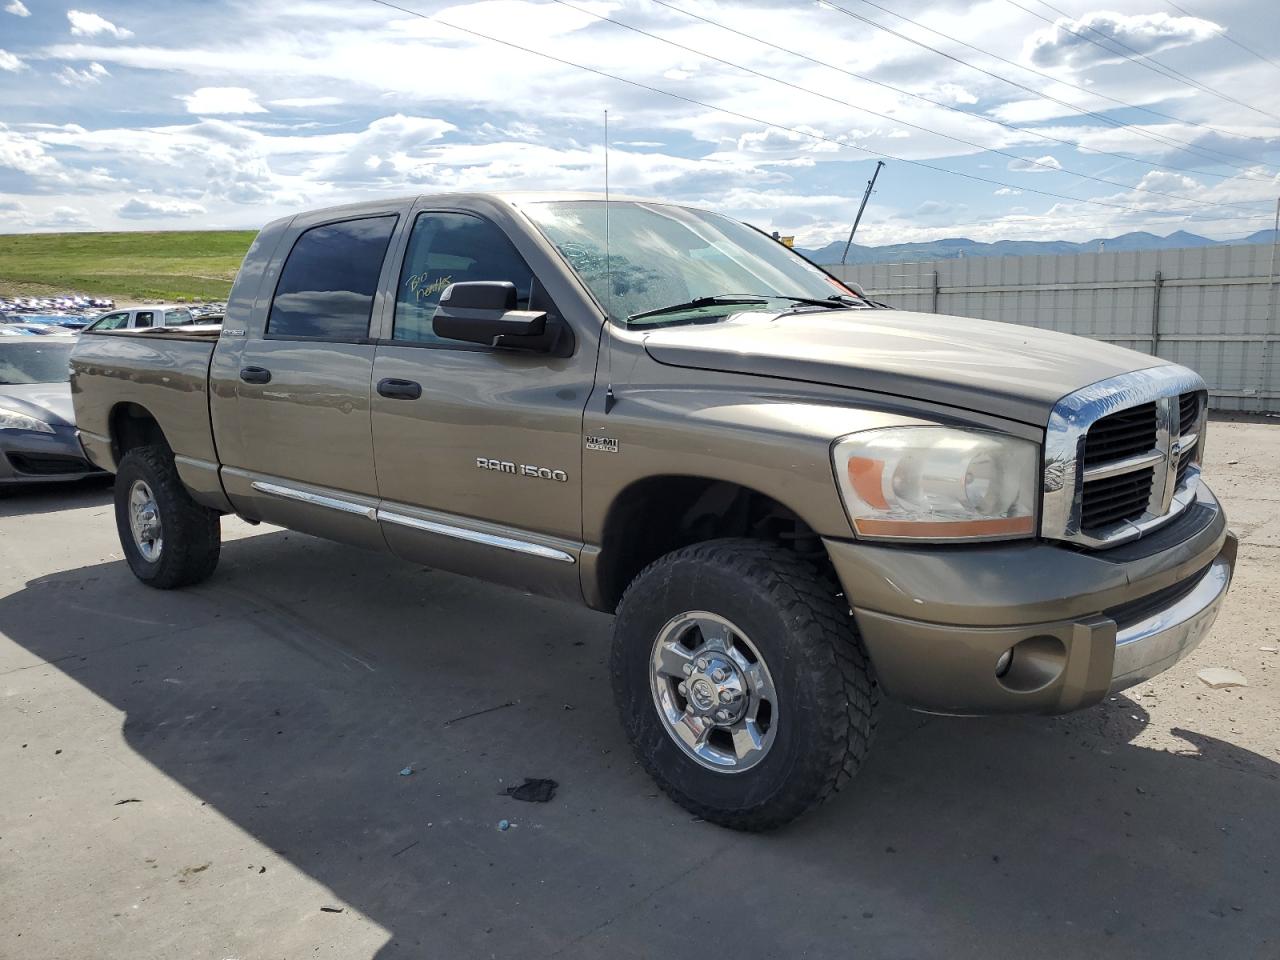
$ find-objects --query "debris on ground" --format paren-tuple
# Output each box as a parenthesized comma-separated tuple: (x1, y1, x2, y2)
(442, 700, 517, 727)
(320, 906, 344, 914)
(504, 778, 558, 803)
(1261, 646, 1278, 653)
(399, 766, 414, 777)
(113, 798, 141, 805)
(498, 819, 511, 831)
(1197, 667, 1248, 689)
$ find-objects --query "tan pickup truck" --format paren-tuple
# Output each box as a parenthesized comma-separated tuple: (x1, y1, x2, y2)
(70, 193, 1235, 830)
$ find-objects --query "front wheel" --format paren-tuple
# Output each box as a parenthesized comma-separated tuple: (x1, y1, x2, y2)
(114, 445, 221, 589)
(612, 539, 879, 831)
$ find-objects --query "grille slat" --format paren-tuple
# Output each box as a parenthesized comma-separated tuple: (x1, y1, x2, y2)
(1179, 392, 1200, 435)
(1081, 401, 1157, 468)
(1082, 466, 1155, 529)
(1080, 401, 1159, 530)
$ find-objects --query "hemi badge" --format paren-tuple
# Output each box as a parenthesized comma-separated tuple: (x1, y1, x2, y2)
(585, 435, 618, 453)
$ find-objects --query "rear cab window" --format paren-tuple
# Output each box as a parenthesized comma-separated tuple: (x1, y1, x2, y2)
(268, 216, 398, 340)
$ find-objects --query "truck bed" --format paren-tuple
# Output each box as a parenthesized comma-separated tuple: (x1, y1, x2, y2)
(69, 328, 225, 506)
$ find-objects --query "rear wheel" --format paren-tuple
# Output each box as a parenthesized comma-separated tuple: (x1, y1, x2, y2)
(114, 445, 220, 589)
(612, 538, 879, 831)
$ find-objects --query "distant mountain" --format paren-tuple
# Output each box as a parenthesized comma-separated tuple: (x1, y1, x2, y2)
(800, 229, 1280, 265)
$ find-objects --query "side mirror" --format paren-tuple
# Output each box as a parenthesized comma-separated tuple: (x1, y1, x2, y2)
(433, 281, 557, 351)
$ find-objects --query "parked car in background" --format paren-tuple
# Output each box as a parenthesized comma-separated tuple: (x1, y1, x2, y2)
(1, 322, 68, 336)
(0, 336, 103, 486)
(85, 306, 198, 331)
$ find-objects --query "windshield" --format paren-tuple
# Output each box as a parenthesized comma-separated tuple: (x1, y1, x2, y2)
(0, 341, 74, 384)
(522, 200, 858, 324)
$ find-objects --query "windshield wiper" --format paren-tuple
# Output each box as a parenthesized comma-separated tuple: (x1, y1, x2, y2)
(628, 295, 769, 322)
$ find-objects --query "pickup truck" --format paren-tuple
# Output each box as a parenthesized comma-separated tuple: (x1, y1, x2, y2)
(70, 192, 1236, 830)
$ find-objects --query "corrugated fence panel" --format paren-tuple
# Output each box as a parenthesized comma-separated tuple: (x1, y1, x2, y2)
(833, 242, 1280, 413)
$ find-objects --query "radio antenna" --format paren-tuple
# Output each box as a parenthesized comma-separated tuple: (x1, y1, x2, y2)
(603, 108, 616, 413)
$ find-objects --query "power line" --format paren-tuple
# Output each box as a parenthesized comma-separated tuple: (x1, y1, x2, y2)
(1008, 0, 1280, 124)
(649, 0, 1273, 187)
(819, 0, 1277, 172)
(362, 0, 1279, 228)
(1165, 0, 1280, 74)
(548, 0, 1270, 216)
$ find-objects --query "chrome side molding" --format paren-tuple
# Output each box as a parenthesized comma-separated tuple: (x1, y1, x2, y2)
(249, 479, 578, 564)
(377, 509, 576, 564)
(251, 480, 378, 520)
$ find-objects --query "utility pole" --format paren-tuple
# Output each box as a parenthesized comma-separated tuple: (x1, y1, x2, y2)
(841, 160, 885, 266)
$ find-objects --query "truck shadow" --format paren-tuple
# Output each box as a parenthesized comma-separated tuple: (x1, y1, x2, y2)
(0, 477, 111, 517)
(1, 530, 1276, 959)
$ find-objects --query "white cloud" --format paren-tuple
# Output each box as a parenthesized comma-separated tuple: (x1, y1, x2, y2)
(67, 10, 133, 38)
(0, 49, 23, 72)
(1007, 155, 1063, 173)
(179, 87, 268, 115)
(55, 62, 110, 86)
(994, 187, 1022, 196)
(0, 124, 62, 176)
(4, 1, 30, 16)
(933, 83, 977, 106)
(117, 197, 207, 219)
(269, 96, 343, 108)
(46, 206, 90, 227)
(1024, 12, 1218, 69)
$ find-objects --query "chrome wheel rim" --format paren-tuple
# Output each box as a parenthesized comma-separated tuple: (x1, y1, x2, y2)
(649, 611, 778, 773)
(128, 479, 163, 562)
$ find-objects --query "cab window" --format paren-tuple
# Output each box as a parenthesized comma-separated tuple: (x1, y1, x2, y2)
(393, 212, 535, 344)
(91, 312, 129, 331)
(133, 312, 155, 328)
(268, 215, 398, 340)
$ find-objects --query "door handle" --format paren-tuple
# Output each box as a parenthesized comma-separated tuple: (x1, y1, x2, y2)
(377, 378, 422, 400)
(239, 366, 272, 384)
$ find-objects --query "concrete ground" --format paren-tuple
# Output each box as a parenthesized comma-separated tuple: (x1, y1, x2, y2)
(1, 419, 1277, 960)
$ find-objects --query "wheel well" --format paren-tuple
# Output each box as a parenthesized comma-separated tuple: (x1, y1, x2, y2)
(110, 403, 169, 462)
(597, 476, 828, 611)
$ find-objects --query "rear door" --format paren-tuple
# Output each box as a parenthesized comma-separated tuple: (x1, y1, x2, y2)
(368, 202, 593, 601)
(216, 209, 404, 550)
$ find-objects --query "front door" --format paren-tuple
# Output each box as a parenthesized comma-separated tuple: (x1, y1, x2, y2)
(370, 209, 591, 601)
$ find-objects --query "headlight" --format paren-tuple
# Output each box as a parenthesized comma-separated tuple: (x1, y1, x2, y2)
(832, 427, 1038, 541)
(0, 407, 55, 434)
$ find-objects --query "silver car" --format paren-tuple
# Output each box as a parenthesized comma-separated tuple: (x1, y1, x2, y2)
(0, 336, 103, 486)
(85, 306, 199, 331)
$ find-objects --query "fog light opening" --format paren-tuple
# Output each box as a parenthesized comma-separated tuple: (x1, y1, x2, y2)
(995, 635, 1067, 694)
(995, 648, 1014, 678)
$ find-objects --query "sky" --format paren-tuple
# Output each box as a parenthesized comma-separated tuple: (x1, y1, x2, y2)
(0, 0, 1278, 247)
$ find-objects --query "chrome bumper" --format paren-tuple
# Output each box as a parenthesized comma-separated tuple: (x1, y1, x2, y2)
(1111, 556, 1232, 691)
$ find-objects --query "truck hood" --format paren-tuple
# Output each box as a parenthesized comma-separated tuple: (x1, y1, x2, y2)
(0, 382, 75, 427)
(642, 309, 1167, 427)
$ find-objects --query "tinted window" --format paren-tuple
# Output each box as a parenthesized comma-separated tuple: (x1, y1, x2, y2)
(134, 312, 154, 328)
(393, 212, 535, 344)
(0, 341, 74, 384)
(269, 215, 397, 340)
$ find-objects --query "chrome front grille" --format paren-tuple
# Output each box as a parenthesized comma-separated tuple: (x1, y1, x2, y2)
(1042, 366, 1207, 549)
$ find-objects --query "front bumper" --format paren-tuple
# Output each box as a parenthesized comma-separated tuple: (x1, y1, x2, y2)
(0, 425, 104, 485)
(825, 482, 1235, 715)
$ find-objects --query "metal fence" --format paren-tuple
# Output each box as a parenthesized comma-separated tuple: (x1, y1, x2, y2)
(831, 242, 1280, 413)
